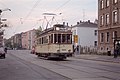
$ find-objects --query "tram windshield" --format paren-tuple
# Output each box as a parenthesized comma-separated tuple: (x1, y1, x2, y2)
(54, 34, 72, 44)
(37, 34, 72, 45)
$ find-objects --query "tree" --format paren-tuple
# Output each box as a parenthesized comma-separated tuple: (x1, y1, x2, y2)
(35, 26, 42, 38)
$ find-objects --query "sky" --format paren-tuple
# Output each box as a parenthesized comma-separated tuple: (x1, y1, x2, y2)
(0, 0, 98, 39)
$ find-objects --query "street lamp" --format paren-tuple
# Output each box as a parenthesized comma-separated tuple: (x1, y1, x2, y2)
(0, 8, 11, 15)
(0, 8, 11, 28)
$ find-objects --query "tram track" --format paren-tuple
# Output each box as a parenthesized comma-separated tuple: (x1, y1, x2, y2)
(10, 53, 72, 80)
(9, 51, 120, 80)
(47, 59, 120, 80)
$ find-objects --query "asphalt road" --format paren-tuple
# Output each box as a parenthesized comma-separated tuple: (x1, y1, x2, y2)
(0, 51, 71, 80)
(1, 50, 120, 80)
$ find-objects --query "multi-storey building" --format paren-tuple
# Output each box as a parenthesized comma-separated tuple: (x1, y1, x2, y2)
(72, 20, 98, 54)
(10, 33, 22, 49)
(98, 0, 120, 54)
(22, 29, 36, 50)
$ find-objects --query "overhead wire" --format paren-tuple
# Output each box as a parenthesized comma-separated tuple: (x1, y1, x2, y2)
(28, 0, 71, 29)
(54, 0, 71, 12)
(0, 1, 7, 7)
(51, 0, 71, 25)
(23, 0, 42, 23)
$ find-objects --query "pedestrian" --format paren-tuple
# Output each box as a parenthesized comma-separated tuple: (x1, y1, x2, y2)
(114, 49, 117, 58)
(4, 47, 7, 53)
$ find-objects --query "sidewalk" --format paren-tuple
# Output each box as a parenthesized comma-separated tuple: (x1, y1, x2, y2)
(73, 54, 120, 63)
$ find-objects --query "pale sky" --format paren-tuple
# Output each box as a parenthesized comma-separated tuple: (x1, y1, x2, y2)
(0, 0, 98, 39)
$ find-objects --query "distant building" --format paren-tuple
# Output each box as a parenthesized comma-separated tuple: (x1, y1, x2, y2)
(98, 0, 120, 54)
(10, 33, 22, 49)
(71, 20, 98, 54)
(22, 29, 36, 50)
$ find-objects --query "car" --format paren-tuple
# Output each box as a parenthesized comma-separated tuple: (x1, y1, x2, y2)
(0, 47, 6, 59)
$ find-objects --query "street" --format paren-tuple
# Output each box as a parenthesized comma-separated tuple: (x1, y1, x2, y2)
(0, 50, 71, 80)
(1, 50, 120, 80)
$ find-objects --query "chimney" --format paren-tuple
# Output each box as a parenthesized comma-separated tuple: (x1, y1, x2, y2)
(80, 20, 82, 23)
(88, 20, 90, 23)
(67, 23, 68, 26)
(63, 22, 65, 26)
(77, 22, 79, 25)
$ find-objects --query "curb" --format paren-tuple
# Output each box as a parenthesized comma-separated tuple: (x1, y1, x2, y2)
(74, 57, 120, 63)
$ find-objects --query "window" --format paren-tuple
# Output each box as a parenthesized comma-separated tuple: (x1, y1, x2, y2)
(106, 14, 109, 25)
(113, 31, 117, 38)
(94, 30, 97, 36)
(39, 38, 41, 44)
(106, 0, 109, 7)
(51, 34, 53, 43)
(67, 34, 72, 43)
(94, 41, 97, 47)
(106, 32, 109, 42)
(100, 15, 104, 25)
(100, 0, 104, 9)
(101, 47, 103, 50)
(43, 36, 48, 44)
(113, 0, 118, 4)
(42, 37, 43, 44)
(62, 34, 66, 43)
(54, 34, 58, 43)
(113, 11, 118, 23)
(113, 31, 117, 42)
(58, 34, 61, 43)
(73, 30, 76, 35)
(100, 33, 104, 42)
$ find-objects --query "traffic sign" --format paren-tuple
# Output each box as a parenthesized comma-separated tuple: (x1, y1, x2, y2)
(74, 35, 78, 43)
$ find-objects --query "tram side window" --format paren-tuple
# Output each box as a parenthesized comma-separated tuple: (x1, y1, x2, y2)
(37, 39, 39, 44)
(61, 34, 72, 44)
(67, 34, 72, 43)
(62, 34, 66, 43)
(49, 36, 51, 43)
(43, 36, 48, 43)
(58, 34, 61, 43)
(42, 37, 43, 44)
(39, 38, 41, 44)
(54, 34, 57, 43)
(54, 34, 61, 43)
(51, 34, 53, 43)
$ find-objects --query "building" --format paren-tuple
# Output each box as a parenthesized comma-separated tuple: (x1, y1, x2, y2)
(10, 33, 22, 49)
(22, 29, 36, 50)
(72, 20, 98, 54)
(98, 0, 120, 54)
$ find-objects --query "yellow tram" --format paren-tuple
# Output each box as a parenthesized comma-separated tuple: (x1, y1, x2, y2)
(35, 24, 73, 59)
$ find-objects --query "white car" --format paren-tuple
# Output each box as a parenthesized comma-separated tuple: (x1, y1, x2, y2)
(0, 47, 6, 58)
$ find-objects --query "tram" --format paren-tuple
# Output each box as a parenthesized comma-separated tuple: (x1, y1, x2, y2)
(35, 24, 73, 59)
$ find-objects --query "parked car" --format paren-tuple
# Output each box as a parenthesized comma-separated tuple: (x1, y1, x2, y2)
(0, 47, 6, 59)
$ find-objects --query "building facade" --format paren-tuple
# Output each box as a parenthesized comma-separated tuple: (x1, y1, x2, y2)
(72, 20, 98, 54)
(22, 29, 36, 50)
(98, 0, 120, 54)
(10, 33, 22, 49)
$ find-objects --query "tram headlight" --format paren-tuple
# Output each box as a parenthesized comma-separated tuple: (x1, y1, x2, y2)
(68, 49, 71, 52)
(57, 50, 60, 53)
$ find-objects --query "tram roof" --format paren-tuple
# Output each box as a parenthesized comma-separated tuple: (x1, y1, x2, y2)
(39, 24, 71, 36)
